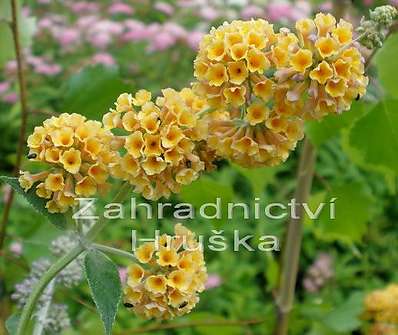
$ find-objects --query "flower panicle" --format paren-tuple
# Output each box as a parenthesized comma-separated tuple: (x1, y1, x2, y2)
(124, 224, 207, 320)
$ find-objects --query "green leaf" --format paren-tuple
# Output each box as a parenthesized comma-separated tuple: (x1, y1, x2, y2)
(233, 164, 280, 197)
(0, 176, 66, 229)
(84, 249, 122, 335)
(63, 66, 129, 121)
(0, 22, 14, 67)
(179, 176, 235, 225)
(321, 292, 365, 332)
(312, 182, 375, 244)
(5, 314, 20, 335)
(375, 33, 398, 98)
(347, 99, 398, 172)
(305, 102, 366, 147)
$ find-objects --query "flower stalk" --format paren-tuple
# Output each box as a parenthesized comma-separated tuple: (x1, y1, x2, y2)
(16, 182, 133, 335)
(274, 138, 316, 335)
(0, 0, 30, 250)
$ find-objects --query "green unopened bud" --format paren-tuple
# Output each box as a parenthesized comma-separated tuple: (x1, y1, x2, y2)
(369, 5, 398, 27)
(357, 5, 397, 49)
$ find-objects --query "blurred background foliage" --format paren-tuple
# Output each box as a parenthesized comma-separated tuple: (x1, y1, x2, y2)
(1, 0, 398, 334)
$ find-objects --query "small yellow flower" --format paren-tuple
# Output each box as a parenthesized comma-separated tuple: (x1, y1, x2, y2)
(18, 171, 34, 191)
(177, 110, 197, 128)
(253, 79, 274, 100)
(133, 90, 152, 106)
(206, 63, 228, 86)
(223, 86, 246, 106)
(36, 182, 52, 199)
(246, 103, 268, 126)
(290, 49, 313, 73)
(332, 19, 352, 45)
(124, 286, 143, 304)
(120, 154, 140, 177)
(27, 127, 46, 148)
(84, 137, 103, 160)
(333, 58, 351, 81)
(314, 13, 336, 37)
(122, 111, 139, 132)
(315, 37, 338, 58)
(309, 61, 334, 84)
(135, 243, 156, 263)
(44, 148, 61, 163)
(325, 78, 346, 97)
(229, 42, 248, 61)
(127, 264, 145, 287)
(125, 131, 144, 158)
(44, 173, 65, 192)
(207, 39, 225, 61)
(225, 32, 243, 48)
(194, 60, 208, 80)
(161, 125, 184, 148)
(247, 30, 267, 49)
(295, 18, 316, 38)
(51, 127, 74, 147)
(115, 93, 133, 112)
(271, 46, 289, 68)
(246, 48, 270, 73)
(88, 163, 108, 184)
(231, 136, 259, 156)
(142, 156, 167, 175)
(157, 247, 179, 267)
(168, 289, 187, 308)
(145, 275, 167, 294)
(60, 148, 82, 174)
(167, 270, 192, 292)
(141, 113, 160, 134)
(143, 134, 163, 157)
(227, 61, 248, 85)
(75, 176, 97, 197)
(175, 168, 198, 185)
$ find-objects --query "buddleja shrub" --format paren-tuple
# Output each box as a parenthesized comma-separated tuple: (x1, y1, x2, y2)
(2, 6, 397, 335)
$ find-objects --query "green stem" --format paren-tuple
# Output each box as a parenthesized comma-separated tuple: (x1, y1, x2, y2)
(16, 182, 133, 335)
(93, 243, 136, 262)
(273, 138, 316, 335)
(16, 245, 84, 335)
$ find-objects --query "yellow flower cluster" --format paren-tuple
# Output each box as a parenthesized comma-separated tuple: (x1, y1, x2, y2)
(124, 224, 207, 319)
(193, 19, 305, 167)
(363, 284, 398, 329)
(193, 14, 368, 167)
(19, 113, 117, 213)
(275, 13, 368, 119)
(102, 88, 214, 200)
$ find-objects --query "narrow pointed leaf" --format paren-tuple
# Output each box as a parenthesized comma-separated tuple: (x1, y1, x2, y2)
(84, 249, 122, 335)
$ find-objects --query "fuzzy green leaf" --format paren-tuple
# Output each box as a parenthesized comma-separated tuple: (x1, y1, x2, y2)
(5, 314, 20, 335)
(0, 176, 66, 229)
(375, 33, 398, 98)
(63, 66, 129, 121)
(84, 249, 122, 335)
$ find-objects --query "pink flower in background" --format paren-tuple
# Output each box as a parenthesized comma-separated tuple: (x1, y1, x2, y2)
(289, 0, 311, 21)
(205, 274, 222, 289)
(108, 2, 134, 15)
(76, 15, 98, 30)
(37, 0, 50, 4)
(122, 21, 150, 41)
(200, 6, 219, 21)
(9, 242, 23, 256)
(5, 61, 17, 75)
(35, 63, 61, 76)
(154, 1, 175, 15)
(185, 30, 204, 50)
(241, 5, 264, 19)
(164, 22, 187, 39)
(319, 1, 333, 11)
(266, 2, 293, 22)
(149, 30, 177, 51)
(118, 267, 127, 283)
(92, 52, 116, 66)
(0, 82, 10, 95)
(390, 0, 398, 5)
(69, 1, 100, 13)
(2, 92, 18, 104)
(56, 28, 80, 48)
